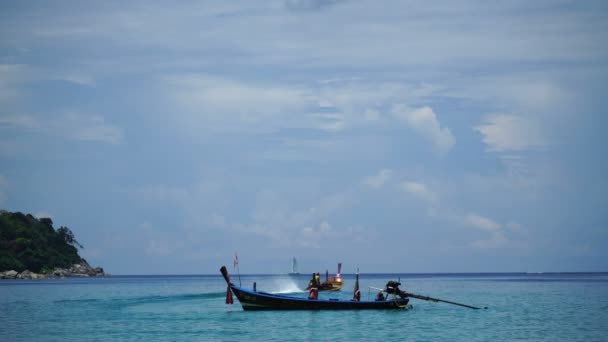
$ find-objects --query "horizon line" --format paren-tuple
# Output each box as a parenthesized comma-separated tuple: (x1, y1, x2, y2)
(105, 271, 608, 277)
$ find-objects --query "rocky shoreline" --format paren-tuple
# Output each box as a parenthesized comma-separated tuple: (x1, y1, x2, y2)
(0, 261, 110, 280)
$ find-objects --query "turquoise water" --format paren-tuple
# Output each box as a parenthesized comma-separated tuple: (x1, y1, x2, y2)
(2, 273, 607, 341)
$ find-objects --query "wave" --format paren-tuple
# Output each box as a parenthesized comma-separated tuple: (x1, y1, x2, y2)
(53, 291, 226, 306)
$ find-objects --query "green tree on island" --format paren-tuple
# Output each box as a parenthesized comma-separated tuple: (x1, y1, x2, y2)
(0, 210, 85, 272)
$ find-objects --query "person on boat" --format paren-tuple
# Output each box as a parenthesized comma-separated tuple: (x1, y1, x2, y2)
(352, 289, 361, 301)
(315, 272, 320, 286)
(375, 291, 385, 301)
(308, 286, 318, 300)
(309, 273, 316, 288)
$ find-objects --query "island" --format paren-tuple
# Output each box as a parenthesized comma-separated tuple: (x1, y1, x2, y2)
(0, 210, 109, 279)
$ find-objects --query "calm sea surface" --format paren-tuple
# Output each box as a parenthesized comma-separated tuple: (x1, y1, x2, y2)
(1, 272, 607, 341)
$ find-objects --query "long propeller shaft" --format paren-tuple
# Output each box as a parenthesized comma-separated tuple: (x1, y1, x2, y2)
(403, 291, 485, 310)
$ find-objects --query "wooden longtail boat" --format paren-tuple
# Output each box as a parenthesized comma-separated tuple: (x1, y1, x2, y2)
(220, 265, 486, 311)
(221, 266, 409, 310)
(229, 285, 410, 310)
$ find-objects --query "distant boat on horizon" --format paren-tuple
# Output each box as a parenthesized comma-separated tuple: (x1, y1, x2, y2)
(288, 257, 300, 275)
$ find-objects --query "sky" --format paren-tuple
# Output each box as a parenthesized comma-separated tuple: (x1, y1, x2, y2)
(1, 0, 607, 275)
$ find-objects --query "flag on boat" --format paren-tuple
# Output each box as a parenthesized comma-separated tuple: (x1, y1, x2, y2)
(234, 252, 239, 268)
(353, 269, 360, 301)
(226, 286, 234, 304)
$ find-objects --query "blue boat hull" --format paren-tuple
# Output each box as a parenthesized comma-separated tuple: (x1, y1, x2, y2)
(230, 285, 411, 311)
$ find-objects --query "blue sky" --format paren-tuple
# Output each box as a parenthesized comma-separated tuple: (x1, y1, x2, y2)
(1, 0, 607, 274)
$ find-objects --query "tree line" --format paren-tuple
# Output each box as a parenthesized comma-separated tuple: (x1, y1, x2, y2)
(0, 210, 84, 273)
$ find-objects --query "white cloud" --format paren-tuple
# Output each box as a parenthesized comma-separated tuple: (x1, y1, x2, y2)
(319, 82, 408, 116)
(474, 114, 548, 152)
(505, 222, 523, 231)
(136, 184, 189, 204)
(139, 222, 184, 256)
(318, 77, 362, 84)
(307, 81, 440, 133)
(364, 109, 380, 121)
(228, 190, 316, 246)
(502, 80, 572, 113)
(164, 74, 444, 139)
(400, 181, 437, 203)
(299, 221, 333, 248)
(0, 114, 42, 130)
(285, 0, 342, 11)
(165, 74, 310, 132)
(168, 76, 439, 137)
(58, 113, 124, 144)
(0, 64, 29, 104)
(316, 192, 356, 215)
(258, 137, 345, 162)
(465, 213, 515, 248)
(219, 189, 357, 249)
(392, 105, 455, 154)
(145, 239, 174, 256)
(57, 73, 96, 87)
(0, 64, 95, 105)
(34, 210, 53, 220)
(0, 112, 123, 145)
(313, 112, 345, 132)
(7, 2, 604, 72)
(161, 73, 455, 142)
(364, 169, 393, 189)
(470, 231, 508, 249)
(465, 213, 501, 231)
(453, 75, 574, 115)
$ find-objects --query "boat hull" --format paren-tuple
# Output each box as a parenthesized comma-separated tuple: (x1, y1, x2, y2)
(230, 286, 410, 311)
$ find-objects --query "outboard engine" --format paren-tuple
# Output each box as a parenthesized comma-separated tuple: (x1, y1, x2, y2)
(385, 280, 408, 299)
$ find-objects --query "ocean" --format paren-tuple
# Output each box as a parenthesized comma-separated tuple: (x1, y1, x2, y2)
(1, 272, 607, 341)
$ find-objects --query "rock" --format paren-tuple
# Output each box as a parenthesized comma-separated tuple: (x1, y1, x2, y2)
(2, 261, 109, 280)
(1, 270, 18, 279)
(17, 270, 32, 279)
(46, 261, 109, 278)
(52, 268, 68, 278)
(69, 263, 88, 274)
(16, 270, 47, 280)
(30, 272, 47, 279)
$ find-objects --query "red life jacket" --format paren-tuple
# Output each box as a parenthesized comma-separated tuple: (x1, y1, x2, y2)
(308, 287, 318, 300)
